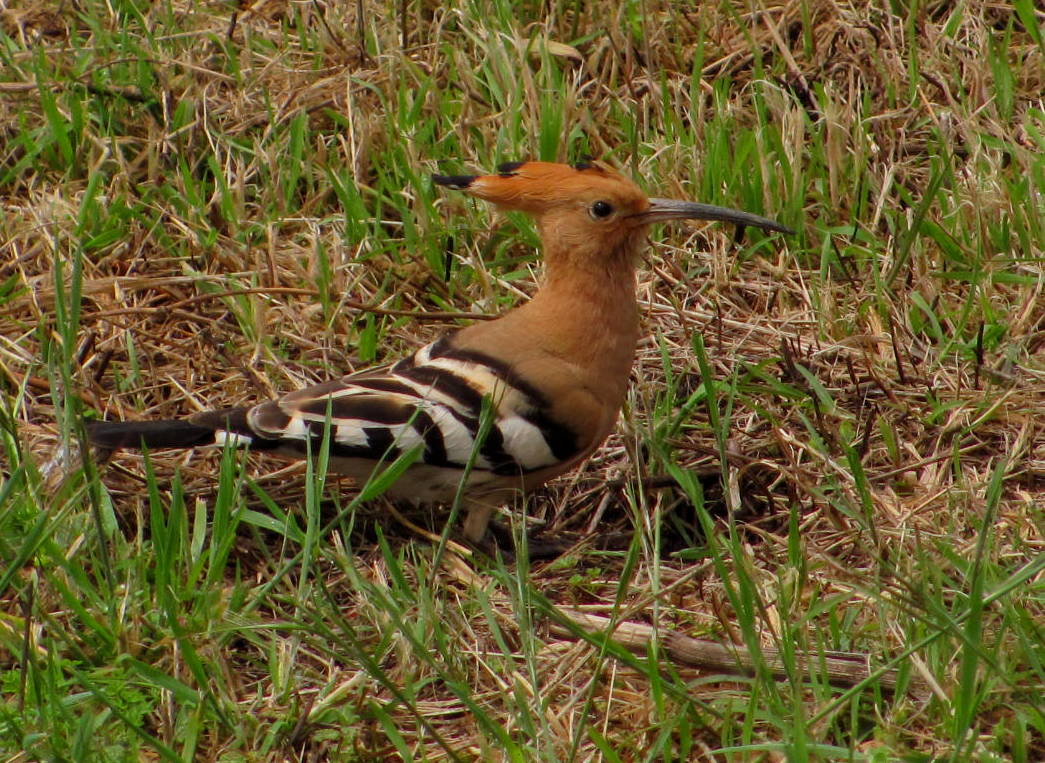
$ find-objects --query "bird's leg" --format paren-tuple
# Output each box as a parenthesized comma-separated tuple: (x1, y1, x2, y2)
(462, 496, 497, 543)
(462, 495, 572, 560)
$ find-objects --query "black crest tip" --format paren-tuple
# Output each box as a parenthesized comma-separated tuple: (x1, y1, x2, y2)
(432, 174, 477, 190)
(496, 160, 526, 176)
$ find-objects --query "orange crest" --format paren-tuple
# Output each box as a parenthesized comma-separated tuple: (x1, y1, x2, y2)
(434, 161, 650, 215)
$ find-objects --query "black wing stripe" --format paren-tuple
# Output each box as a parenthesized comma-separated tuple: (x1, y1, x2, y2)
(476, 423, 523, 475)
(394, 364, 484, 415)
(280, 379, 356, 404)
(363, 427, 399, 459)
(298, 396, 413, 425)
(519, 410, 579, 461)
(427, 337, 552, 409)
(409, 408, 447, 466)
(346, 377, 419, 397)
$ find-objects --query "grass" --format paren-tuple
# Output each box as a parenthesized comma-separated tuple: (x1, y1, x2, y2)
(1, 0, 1044, 760)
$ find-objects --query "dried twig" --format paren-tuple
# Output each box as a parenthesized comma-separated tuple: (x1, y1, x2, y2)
(551, 608, 927, 695)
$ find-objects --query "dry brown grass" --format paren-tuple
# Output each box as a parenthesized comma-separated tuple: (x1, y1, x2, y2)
(2, 0, 1043, 759)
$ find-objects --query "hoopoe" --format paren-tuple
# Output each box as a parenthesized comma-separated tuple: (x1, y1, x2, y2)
(87, 161, 791, 544)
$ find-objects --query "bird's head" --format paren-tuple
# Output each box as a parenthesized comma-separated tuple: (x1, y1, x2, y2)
(433, 160, 791, 272)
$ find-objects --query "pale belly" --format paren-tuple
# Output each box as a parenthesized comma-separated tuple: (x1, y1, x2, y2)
(322, 454, 523, 504)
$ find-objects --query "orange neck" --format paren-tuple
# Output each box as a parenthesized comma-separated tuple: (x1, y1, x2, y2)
(453, 224, 645, 412)
(511, 234, 642, 405)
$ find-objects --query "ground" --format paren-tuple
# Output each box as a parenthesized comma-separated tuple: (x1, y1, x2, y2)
(1, 1, 1043, 760)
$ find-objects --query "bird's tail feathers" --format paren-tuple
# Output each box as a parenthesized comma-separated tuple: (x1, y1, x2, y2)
(86, 407, 257, 450)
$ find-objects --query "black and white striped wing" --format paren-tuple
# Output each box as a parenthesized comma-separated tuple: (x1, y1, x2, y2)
(219, 336, 580, 483)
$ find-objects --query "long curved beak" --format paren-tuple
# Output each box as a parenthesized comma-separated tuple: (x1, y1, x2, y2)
(636, 198, 794, 235)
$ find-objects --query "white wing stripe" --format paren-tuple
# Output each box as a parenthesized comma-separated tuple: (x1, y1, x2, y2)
(422, 357, 515, 401)
(425, 404, 492, 469)
(390, 373, 480, 416)
(497, 416, 558, 469)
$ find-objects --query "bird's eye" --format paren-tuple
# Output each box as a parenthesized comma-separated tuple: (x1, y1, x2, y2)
(589, 200, 615, 219)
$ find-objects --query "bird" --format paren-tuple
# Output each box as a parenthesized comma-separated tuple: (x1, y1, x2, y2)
(87, 160, 791, 545)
